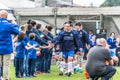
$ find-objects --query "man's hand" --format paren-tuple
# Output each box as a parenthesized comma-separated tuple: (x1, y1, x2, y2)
(48, 43, 54, 49)
(86, 44, 90, 50)
(11, 20, 17, 25)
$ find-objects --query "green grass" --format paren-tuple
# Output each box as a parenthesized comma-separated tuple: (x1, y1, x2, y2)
(9, 65, 120, 80)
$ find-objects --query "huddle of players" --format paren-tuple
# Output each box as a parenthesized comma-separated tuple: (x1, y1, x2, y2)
(54, 21, 90, 77)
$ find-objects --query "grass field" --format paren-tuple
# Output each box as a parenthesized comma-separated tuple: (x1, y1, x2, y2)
(9, 65, 120, 80)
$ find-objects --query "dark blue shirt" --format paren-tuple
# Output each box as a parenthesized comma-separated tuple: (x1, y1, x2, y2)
(47, 32, 54, 39)
(55, 30, 83, 52)
(26, 30, 32, 37)
(77, 30, 90, 48)
(15, 40, 26, 58)
(28, 40, 40, 59)
(38, 30, 53, 41)
(26, 29, 48, 45)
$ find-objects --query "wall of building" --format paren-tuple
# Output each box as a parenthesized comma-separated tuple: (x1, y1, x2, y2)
(104, 17, 120, 37)
(15, 7, 120, 36)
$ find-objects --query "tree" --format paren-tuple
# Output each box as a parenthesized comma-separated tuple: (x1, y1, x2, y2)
(101, 0, 120, 6)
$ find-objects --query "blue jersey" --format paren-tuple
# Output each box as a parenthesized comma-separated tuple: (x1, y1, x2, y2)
(107, 37, 116, 49)
(24, 35, 29, 43)
(0, 18, 19, 54)
(55, 30, 83, 52)
(28, 40, 40, 59)
(15, 40, 26, 58)
(47, 32, 54, 39)
(77, 30, 90, 48)
(90, 40, 96, 48)
(24, 35, 29, 55)
(89, 34, 94, 40)
(26, 29, 48, 45)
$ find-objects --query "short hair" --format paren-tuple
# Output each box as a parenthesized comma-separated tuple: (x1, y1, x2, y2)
(18, 32, 25, 41)
(110, 32, 115, 36)
(46, 26, 53, 31)
(27, 19, 32, 24)
(30, 21, 36, 27)
(64, 21, 73, 27)
(75, 22, 82, 26)
(29, 33, 35, 40)
(20, 26, 25, 31)
(27, 24, 33, 30)
(36, 23, 41, 29)
(89, 30, 93, 33)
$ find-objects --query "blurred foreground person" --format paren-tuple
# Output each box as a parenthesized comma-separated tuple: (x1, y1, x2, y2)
(0, 10, 19, 80)
(86, 38, 116, 80)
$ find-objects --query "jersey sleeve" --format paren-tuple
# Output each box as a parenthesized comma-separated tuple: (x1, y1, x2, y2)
(10, 24, 20, 35)
(35, 41, 41, 48)
(73, 31, 83, 52)
(54, 31, 63, 45)
(83, 31, 90, 45)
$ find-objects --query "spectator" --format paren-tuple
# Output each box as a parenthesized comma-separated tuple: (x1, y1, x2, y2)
(44, 26, 54, 73)
(107, 32, 116, 54)
(36, 24, 53, 73)
(19, 25, 30, 77)
(0, 10, 19, 80)
(89, 35, 96, 48)
(14, 32, 33, 78)
(45, 26, 54, 39)
(28, 33, 51, 77)
(116, 36, 120, 66)
(88, 30, 94, 40)
(86, 38, 116, 80)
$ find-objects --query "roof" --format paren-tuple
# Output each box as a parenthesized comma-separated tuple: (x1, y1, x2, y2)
(0, 0, 35, 8)
(47, 0, 73, 7)
(14, 7, 120, 16)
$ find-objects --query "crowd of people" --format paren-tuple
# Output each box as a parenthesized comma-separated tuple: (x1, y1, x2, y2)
(0, 10, 119, 80)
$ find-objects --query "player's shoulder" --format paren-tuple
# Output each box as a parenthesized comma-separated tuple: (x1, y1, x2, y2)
(71, 30, 78, 35)
(82, 30, 87, 33)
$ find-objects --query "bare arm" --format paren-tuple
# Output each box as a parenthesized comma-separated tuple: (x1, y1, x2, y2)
(40, 41, 54, 49)
(25, 46, 33, 50)
(109, 59, 114, 66)
(32, 47, 40, 51)
(40, 46, 49, 49)
(13, 36, 18, 43)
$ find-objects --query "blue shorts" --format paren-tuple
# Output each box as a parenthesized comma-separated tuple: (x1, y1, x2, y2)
(110, 50, 116, 57)
(62, 51, 74, 59)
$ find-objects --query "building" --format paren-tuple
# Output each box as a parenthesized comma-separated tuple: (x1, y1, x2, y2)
(63, 0, 73, 4)
(35, 0, 73, 7)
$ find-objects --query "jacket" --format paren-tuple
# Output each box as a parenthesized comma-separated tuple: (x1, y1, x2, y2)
(0, 18, 19, 54)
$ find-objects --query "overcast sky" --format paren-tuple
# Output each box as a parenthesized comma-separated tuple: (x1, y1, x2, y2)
(73, 0, 105, 6)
